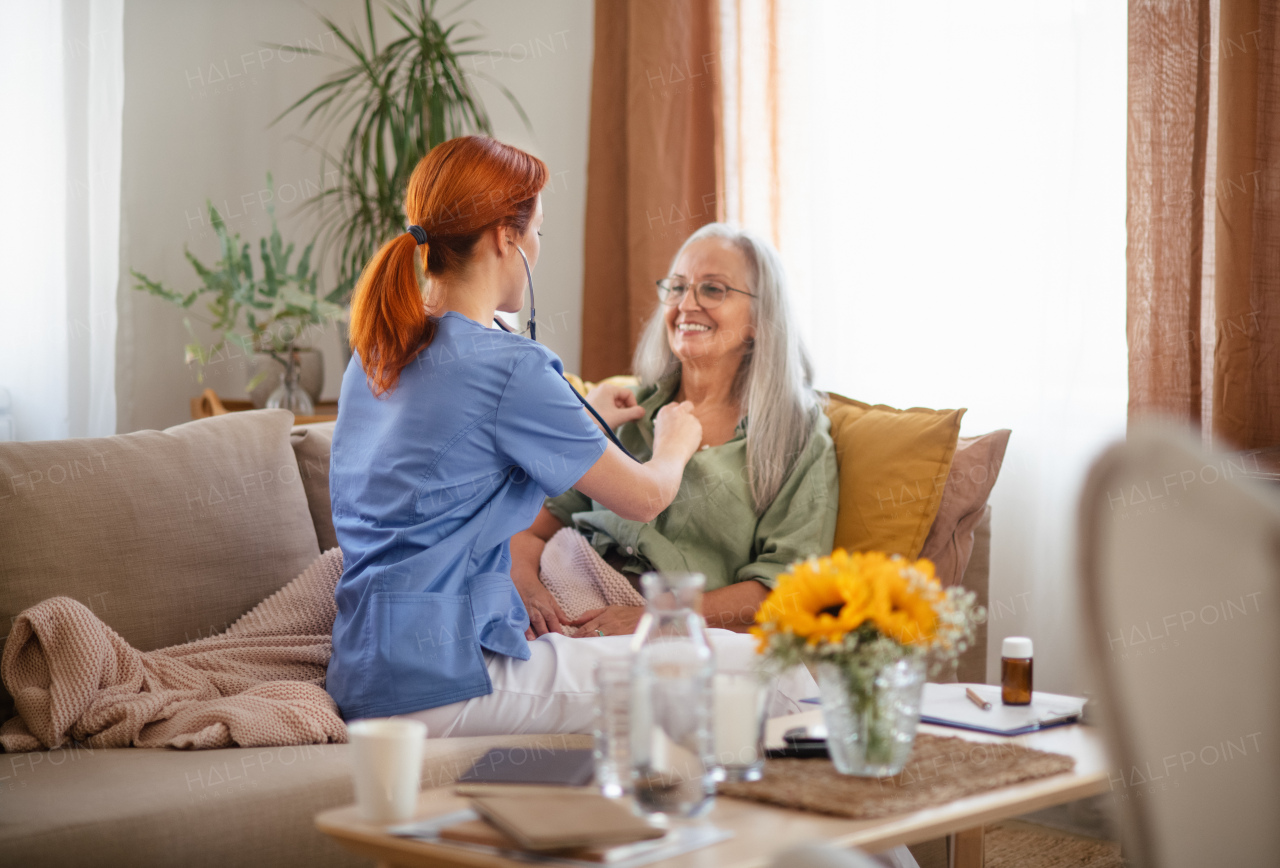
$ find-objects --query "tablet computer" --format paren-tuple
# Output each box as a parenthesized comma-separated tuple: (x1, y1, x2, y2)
(455, 747, 596, 787)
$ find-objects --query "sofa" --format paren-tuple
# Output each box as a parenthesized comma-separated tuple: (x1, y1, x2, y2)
(0, 403, 1003, 867)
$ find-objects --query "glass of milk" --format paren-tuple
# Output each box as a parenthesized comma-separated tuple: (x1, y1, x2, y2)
(713, 666, 771, 782)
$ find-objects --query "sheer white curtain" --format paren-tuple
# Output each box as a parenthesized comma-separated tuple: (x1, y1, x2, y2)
(0, 0, 123, 441)
(727, 1, 1127, 691)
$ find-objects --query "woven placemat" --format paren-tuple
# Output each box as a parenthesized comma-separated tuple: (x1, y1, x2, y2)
(718, 733, 1075, 819)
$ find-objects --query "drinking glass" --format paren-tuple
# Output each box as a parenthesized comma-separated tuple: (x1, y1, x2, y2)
(713, 666, 771, 782)
(592, 655, 634, 798)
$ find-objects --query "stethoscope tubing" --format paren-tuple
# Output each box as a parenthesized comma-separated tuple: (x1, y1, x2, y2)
(496, 246, 637, 461)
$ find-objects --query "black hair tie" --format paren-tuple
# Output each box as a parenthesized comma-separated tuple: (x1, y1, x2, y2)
(406, 225, 428, 245)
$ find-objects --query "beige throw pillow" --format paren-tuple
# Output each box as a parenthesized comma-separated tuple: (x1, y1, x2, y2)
(919, 429, 1011, 586)
(291, 421, 337, 552)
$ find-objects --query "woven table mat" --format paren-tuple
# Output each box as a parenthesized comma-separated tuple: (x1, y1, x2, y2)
(718, 733, 1075, 819)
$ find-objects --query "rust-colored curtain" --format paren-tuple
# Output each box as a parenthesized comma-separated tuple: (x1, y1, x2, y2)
(1129, 0, 1280, 449)
(580, 0, 722, 381)
(1214, 0, 1280, 448)
(1127, 0, 1213, 429)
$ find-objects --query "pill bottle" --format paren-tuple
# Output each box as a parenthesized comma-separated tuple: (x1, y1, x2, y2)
(1001, 637, 1033, 705)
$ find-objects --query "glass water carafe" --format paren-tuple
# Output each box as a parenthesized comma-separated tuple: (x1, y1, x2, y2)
(630, 571, 716, 818)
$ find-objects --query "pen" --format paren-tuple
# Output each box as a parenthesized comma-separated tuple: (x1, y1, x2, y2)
(965, 687, 992, 711)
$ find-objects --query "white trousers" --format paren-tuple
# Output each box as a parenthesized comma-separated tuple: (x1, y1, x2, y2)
(400, 629, 817, 738)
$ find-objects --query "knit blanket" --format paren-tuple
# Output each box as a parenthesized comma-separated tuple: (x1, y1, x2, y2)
(539, 527, 646, 635)
(1, 533, 649, 752)
(0, 548, 348, 753)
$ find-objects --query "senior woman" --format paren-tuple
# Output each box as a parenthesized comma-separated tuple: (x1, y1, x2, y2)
(511, 223, 838, 637)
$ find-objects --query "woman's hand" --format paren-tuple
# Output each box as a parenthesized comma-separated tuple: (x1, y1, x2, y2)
(572, 401, 703, 523)
(512, 570, 571, 639)
(652, 400, 703, 462)
(585, 382, 646, 429)
(510, 508, 570, 639)
(571, 605, 645, 637)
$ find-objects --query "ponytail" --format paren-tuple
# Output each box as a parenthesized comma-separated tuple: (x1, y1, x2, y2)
(348, 233, 433, 399)
(348, 135, 547, 398)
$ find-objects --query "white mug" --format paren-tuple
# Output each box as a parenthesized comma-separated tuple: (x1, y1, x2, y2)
(347, 718, 427, 822)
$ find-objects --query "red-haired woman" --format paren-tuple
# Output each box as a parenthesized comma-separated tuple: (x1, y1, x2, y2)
(325, 136, 704, 730)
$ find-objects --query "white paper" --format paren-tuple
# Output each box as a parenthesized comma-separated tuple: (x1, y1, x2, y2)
(920, 683, 1085, 735)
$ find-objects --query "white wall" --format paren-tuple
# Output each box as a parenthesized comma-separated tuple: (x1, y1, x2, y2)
(464, 1, 596, 371)
(117, 0, 594, 433)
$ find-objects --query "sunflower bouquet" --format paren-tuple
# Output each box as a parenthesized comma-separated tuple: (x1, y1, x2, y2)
(751, 549, 985, 774)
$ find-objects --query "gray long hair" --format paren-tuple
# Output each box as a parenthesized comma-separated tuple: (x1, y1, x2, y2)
(633, 223, 821, 515)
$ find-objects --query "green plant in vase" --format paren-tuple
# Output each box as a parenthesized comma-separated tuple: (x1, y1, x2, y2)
(131, 174, 344, 414)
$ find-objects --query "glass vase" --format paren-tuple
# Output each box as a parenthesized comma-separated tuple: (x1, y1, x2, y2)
(266, 350, 314, 415)
(629, 571, 717, 819)
(817, 656, 926, 777)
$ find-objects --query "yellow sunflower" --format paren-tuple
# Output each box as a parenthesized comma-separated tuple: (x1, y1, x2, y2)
(753, 550, 876, 646)
(753, 549, 942, 650)
(866, 555, 942, 645)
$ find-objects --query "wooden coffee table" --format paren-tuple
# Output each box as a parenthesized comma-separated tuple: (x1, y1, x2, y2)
(315, 710, 1110, 868)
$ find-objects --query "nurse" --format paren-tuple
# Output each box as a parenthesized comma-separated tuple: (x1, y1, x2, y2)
(325, 136, 704, 728)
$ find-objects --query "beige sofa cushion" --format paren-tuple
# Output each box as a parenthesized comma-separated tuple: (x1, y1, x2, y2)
(291, 421, 337, 552)
(919, 429, 1011, 587)
(0, 410, 320, 723)
(0, 733, 591, 868)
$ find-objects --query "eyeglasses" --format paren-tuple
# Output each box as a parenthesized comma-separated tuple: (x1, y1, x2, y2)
(655, 278, 754, 309)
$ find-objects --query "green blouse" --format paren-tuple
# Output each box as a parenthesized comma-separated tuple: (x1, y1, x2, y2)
(544, 376, 839, 591)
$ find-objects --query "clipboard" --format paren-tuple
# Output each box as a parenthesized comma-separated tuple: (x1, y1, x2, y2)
(919, 683, 1085, 736)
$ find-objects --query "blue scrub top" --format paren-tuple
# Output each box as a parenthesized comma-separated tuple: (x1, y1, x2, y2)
(325, 311, 609, 720)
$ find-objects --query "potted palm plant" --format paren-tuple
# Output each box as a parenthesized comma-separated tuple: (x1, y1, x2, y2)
(131, 174, 344, 413)
(271, 0, 529, 358)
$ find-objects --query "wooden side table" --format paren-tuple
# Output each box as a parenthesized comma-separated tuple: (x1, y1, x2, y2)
(189, 387, 338, 425)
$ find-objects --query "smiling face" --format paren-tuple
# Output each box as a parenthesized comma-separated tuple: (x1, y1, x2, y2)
(663, 237, 756, 367)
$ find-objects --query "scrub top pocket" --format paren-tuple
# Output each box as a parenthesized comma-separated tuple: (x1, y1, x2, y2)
(371, 591, 492, 709)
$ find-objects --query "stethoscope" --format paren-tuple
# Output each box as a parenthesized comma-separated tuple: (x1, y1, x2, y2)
(492, 245, 637, 461)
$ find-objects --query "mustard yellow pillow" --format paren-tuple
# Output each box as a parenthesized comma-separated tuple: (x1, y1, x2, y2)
(564, 373, 640, 397)
(564, 372, 588, 396)
(824, 393, 965, 559)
